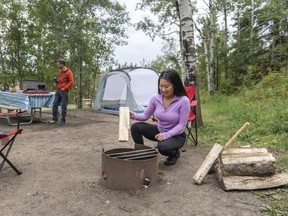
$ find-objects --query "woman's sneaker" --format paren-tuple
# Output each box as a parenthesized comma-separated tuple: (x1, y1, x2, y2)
(164, 150, 181, 166)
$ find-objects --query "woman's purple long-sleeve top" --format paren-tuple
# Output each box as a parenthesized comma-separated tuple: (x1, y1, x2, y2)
(131, 94, 190, 140)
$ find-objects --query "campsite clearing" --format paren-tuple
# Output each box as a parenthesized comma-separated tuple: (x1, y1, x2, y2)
(0, 110, 267, 215)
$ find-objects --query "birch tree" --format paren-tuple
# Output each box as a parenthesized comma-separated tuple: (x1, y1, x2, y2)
(177, 0, 203, 126)
(207, 0, 215, 93)
(177, 0, 197, 85)
(216, 0, 233, 84)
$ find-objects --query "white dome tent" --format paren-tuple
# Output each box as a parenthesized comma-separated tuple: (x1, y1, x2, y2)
(92, 67, 159, 115)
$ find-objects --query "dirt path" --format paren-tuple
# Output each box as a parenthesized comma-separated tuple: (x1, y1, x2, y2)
(0, 110, 265, 216)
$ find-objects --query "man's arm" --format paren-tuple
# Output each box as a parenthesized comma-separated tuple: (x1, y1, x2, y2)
(63, 70, 74, 91)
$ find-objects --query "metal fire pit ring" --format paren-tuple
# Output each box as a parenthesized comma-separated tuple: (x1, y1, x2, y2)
(100, 144, 159, 191)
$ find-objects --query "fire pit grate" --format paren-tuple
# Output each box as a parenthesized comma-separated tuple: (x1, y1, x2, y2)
(106, 148, 158, 160)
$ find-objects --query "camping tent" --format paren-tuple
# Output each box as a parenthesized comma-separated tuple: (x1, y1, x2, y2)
(92, 67, 159, 115)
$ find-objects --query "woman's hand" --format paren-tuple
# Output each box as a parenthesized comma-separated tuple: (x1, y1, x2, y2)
(130, 111, 134, 119)
(155, 133, 164, 141)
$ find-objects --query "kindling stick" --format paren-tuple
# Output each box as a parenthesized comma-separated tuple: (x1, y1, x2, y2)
(119, 107, 130, 142)
(224, 122, 250, 148)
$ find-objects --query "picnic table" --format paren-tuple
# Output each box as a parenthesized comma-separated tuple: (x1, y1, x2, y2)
(0, 91, 55, 125)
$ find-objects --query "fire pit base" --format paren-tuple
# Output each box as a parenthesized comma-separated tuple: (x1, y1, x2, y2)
(100, 144, 158, 191)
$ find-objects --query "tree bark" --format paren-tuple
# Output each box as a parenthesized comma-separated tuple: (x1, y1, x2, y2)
(177, 0, 203, 127)
(235, 6, 241, 87)
(76, 0, 83, 108)
(177, 0, 197, 85)
(208, 0, 215, 94)
(223, 1, 229, 82)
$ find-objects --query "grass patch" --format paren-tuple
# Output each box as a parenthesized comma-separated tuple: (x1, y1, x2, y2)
(256, 188, 288, 215)
(197, 83, 288, 214)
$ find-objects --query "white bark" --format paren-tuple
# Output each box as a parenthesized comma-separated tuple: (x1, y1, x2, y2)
(250, 0, 254, 45)
(177, 0, 197, 85)
(203, 38, 209, 82)
(194, 23, 209, 87)
(76, 0, 83, 108)
(208, 0, 215, 94)
(223, 0, 229, 80)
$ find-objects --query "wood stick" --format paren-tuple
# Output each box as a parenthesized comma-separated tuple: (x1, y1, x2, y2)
(119, 107, 130, 142)
(192, 143, 224, 184)
(224, 122, 250, 148)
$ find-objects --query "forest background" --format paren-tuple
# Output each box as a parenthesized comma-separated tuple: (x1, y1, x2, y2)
(0, 0, 287, 214)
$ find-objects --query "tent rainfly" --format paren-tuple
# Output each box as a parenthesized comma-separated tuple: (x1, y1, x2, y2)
(92, 67, 159, 115)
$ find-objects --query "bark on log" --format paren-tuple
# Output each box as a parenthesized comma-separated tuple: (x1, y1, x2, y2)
(220, 148, 276, 176)
(216, 165, 288, 191)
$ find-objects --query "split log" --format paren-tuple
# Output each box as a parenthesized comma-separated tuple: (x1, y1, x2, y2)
(221, 147, 268, 155)
(216, 165, 288, 191)
(220, 148, 276, 176)
(119, 107, 130, 142)
(193, 143, 224, 184)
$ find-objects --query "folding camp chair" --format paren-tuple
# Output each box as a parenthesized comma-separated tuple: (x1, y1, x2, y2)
(0, 111, 26, 175)
(182, 86, 198, 150)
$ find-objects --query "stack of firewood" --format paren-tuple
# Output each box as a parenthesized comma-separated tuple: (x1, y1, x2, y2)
(192, 123, 288, 191)
(215, 147, 288, 191)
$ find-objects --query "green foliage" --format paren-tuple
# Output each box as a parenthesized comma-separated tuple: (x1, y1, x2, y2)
(241, 72, 288, 100)
(149, 39, 181, 72)
(136, 0, 179, 41)
(195, 0, 288, 92)
(0, 0, 130, 101)
(200, 73, 288, 157)
(199, 74, 288, 213)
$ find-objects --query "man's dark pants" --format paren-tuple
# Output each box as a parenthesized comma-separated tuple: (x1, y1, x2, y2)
(131, 122, 186, 157)
(52, 90, 69, 122)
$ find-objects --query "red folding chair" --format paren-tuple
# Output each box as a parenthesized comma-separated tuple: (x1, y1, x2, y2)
(0, 111, 26, 175)
(182, 86, 198, 150)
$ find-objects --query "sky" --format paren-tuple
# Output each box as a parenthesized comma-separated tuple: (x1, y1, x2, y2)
(114, 1, 163, 65)
(114, 1, 207, 66)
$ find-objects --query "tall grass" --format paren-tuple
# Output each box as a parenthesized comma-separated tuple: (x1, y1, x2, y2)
(198, 72, 288, 215)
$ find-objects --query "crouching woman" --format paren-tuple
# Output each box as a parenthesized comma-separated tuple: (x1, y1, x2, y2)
(130, 69, 190, 165)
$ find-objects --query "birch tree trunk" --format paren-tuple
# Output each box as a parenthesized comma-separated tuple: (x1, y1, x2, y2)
(235, 5, 241, 86)
(208, 0, 215, 94)
(249, 0, 254, 65)
(177, 0, 203, 127)
(250, 0, 254, 46)
(194, 23, 209, 91)
(223, 0, 229, 82)
(175, 2, 186, 81)
(204, 38, 210, 82)
(76, 0, 83, 108)
(177, 0, 197, 85)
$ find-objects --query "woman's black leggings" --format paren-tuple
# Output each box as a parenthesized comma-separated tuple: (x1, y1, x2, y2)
(131, 122, 186, 157)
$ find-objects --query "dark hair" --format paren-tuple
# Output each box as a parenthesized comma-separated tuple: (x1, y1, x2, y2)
(158, 69, 187, 97)
(58, 59, 66, 66)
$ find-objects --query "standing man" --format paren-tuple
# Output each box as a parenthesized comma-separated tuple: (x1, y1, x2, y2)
(48, 59, 74, 125)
